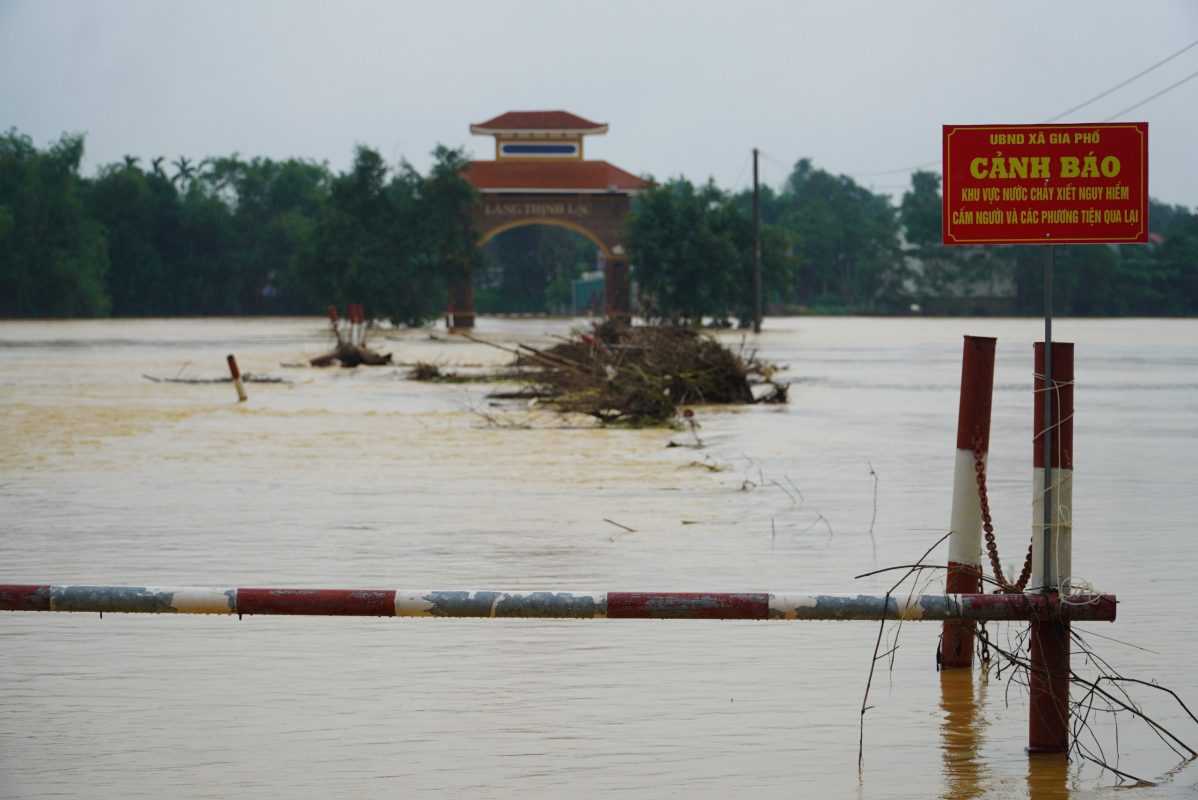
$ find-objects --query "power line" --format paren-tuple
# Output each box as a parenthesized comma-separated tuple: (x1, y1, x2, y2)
(732, 150, 752, 190)
(1043, 38, 1198, 122)
(757, 149, 787, 168)
(753, 149, 791, 189)
(1102, 65, 1198, 120)
(853, 160, 939, 179)
(845, 38, 1198, 181)
(756, 149, 789, 177)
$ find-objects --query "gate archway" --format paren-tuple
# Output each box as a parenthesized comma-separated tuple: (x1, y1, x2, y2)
(478, 218, 610, 257)
(450, 111, 649, 329)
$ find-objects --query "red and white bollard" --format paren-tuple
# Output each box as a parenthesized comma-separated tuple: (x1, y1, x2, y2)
(326, 305, 342, 345)
(226, 354, 247, 403)
(940, 336, 996, 669)
(1029, 341, 1074, 753)
(351, 303, 366, 345)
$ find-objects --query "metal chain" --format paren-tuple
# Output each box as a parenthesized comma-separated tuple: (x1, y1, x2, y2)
(973, 433, 1034, 593)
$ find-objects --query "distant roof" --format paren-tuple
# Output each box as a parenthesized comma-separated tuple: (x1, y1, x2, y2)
(462, 160, 649, 193)
(470, 111, 609, 136)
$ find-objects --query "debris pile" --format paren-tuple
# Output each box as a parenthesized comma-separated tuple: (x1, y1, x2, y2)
(408, 362, 443, 381)
(310, 304, 392, 367)
(509, 320, 787, 425)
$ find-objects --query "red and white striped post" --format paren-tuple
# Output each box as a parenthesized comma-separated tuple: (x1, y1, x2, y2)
(326, 305, 343, 346)
(940, 336, 996, 668)
(1029, 341, 1074, 753)
(226, 354, 247, 403)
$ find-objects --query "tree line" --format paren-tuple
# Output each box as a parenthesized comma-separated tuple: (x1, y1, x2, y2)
(628, 161, 1198, 322)
(2, 127, 1195, 321)
(0, 129, 474, 322)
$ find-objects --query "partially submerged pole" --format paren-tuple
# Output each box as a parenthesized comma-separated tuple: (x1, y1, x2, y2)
(226, 354, 247, 402)
(940, 336, 996, 668)
(351, 304, 363, 345)
(1041, 248, 1056, 586)
(0, 585, 1115, 621)
(603, 255, 632, 322)
(752, 147, 762, 334)
(327, 305, 343, 346)
(448, 271, 476, 331)
(1029, 341, 1074, 753)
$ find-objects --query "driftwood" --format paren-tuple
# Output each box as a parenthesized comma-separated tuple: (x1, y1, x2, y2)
(142, 373, 289, 384)
(486, 388, 557, 400)
(407, 361, 532, 384)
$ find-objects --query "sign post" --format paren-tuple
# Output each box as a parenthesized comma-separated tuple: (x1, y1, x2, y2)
(941, 121, 1148, 754)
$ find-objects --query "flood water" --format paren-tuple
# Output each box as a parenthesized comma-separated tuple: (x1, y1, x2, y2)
(2, 316, 1196, 799)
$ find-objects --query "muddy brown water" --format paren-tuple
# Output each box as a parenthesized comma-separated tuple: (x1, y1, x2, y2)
(1, 316, 1196, 799)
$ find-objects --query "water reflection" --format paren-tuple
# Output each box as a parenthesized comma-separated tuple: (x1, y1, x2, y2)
(1026, 753, 1070, 800)
(940, 664, 1072, 800)
(940, 668, 988, 799)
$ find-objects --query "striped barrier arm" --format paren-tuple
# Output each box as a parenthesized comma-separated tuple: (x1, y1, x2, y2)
(0, 586, 1116, 622)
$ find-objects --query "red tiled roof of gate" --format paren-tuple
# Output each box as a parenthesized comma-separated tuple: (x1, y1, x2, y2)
(471, 111, 608, 134)
(463, 160, 650, 193)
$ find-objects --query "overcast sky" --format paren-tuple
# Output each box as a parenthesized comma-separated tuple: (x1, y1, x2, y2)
(3, 1, 1196, 206)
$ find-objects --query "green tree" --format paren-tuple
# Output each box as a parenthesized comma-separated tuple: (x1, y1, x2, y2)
(628, 179, 740, 324)
(420, 145, 479, 324)
(88, 160, 174, 314)
(899, 170, 1012, 311)
(202, 155, 331, 313)
(1155, 206, 1198, 313)
(0, 130, 110, 317)
(730, 185, 799, 318)
(296, 145, 467, 326)
(777, 159, 906, 311)
(629, 178, 795, 325)
(1008, 200, 1198, 316)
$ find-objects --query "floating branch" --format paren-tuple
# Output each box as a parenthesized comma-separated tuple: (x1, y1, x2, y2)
(142, 373, 289, 384)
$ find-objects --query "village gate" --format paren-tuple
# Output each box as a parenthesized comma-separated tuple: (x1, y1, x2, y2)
(450, 111, 650, 329)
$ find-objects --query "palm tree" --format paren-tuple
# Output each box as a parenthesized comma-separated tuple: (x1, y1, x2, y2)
(171, 156, 195, 187)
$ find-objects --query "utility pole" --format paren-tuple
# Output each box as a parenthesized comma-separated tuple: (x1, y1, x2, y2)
(752, 147, 762, 334)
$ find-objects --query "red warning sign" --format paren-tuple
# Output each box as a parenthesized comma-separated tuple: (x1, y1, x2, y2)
(942, 123, 1148, 245)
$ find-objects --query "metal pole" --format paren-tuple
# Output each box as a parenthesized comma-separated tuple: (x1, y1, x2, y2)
(1042, 246, 1055, 591)
(752, 147, 762, 334)
(1029, 246, 1074, 752)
